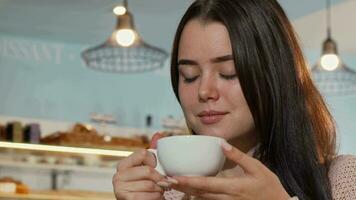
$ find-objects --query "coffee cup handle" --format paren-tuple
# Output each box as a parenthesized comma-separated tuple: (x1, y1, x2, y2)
(147, 149, 166, 176)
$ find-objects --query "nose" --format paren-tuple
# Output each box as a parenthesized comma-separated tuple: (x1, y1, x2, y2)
(198, 73, 219, 102)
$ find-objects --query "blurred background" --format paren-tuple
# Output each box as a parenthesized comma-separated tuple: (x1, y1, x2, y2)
(0, 0, 355, 199)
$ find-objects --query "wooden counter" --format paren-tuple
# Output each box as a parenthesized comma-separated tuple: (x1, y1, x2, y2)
(0, 190, 115, 200)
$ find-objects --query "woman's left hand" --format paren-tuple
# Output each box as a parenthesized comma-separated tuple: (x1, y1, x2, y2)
(169, 141, 291, 200)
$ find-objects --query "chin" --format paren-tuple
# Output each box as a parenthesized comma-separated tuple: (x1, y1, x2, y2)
(193, 127, 227, 138)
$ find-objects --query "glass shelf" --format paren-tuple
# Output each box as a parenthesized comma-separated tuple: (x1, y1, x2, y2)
(0, 141, 135, 157)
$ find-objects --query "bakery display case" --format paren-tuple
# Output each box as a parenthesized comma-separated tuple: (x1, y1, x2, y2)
(0, 141, 134, 172)
(0, 189, 115, 200)
(0, 122, 149, 200)
(0, 116, 189, 199)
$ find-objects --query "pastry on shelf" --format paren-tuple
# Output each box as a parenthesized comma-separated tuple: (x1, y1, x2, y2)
(16, 183, 29, 194)
(0, 182, 16, 194)
(0, 177, 29, 194)
(41, 123, 149, 150)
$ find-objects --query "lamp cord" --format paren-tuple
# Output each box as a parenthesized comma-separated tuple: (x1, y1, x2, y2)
(326, 0, 331, 39)
(124, 0, 128, 9)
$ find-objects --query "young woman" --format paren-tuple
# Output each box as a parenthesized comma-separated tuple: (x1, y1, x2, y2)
(113, 0, 356, 199)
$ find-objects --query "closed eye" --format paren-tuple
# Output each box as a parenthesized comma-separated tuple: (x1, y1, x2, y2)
(220, 74, 237, 80)
(183, 75, 199, 83)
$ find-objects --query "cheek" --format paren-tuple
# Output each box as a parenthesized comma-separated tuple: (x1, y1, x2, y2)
(178, 83, 197, 109)
(220, 80, 243, 106)
(227, 85, 255, 135)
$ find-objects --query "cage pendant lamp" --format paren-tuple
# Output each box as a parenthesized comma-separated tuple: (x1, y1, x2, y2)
(311, 0, 356, 95)
(81, 0, 168, 73)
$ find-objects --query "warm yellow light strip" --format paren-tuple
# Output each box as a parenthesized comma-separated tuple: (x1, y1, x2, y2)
(0, 142, 133, 157)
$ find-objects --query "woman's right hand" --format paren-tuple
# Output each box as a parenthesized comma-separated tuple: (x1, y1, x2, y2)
(113, 133, 168, 200)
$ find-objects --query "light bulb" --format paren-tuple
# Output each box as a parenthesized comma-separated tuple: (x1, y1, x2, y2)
(113, 6, 126, 15)
(320, 54, 340, 71)
(115, 29, 136, 47)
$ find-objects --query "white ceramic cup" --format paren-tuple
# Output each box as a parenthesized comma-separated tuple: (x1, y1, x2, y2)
(148, 135, 226, 177)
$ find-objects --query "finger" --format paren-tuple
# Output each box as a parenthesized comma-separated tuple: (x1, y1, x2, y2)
(122, 192, 163, 200)
(220, 140, 262, 175)
(199, 193, 232, 200)
(170, 184, 204, 197)
(118, 149, 156, 171)
(117, 165, 166, 182)
(171, 176, 237, 194)
(149, 132, 164, 149)
(119, 180, 164, 193)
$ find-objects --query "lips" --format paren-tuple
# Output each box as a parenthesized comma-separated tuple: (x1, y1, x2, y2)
(197, 110, 228, 125)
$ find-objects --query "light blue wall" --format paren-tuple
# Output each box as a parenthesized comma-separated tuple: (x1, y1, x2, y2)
(0, 35, 183, 129)
(328, 95, 356, 154)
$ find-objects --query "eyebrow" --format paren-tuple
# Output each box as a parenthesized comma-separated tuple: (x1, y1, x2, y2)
(177, 54, 233, 66)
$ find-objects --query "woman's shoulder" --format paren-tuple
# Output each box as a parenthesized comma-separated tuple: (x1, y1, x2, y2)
(328, 154, 356, 200)
(329, 154, 356, 172)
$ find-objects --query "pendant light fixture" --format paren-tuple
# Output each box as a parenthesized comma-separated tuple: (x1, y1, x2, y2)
(82, 0, 168, 73)
(311, 0, 356, 95)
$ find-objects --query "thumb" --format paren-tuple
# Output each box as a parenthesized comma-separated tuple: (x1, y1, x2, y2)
(220, 140, 261, 175)
(149, 132, 164, 149)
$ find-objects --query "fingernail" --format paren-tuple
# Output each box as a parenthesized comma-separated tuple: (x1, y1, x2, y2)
(166, 177, 179, 184)
(220, 140, 232, 151)
(157, 181, 170, 187)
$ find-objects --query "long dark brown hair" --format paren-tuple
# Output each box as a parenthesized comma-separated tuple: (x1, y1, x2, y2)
(170, 0, 336, 199)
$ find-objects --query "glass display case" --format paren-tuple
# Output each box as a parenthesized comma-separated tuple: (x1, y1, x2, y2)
(0, 141, 140, 200)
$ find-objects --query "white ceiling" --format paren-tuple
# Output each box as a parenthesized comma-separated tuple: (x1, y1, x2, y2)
(0, 0, 354, 57)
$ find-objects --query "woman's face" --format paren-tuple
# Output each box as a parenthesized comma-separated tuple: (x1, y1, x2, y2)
(178, 19, 255, 142)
